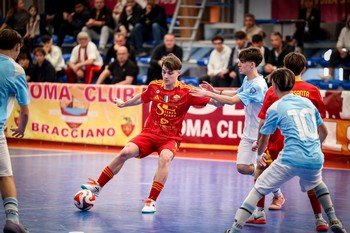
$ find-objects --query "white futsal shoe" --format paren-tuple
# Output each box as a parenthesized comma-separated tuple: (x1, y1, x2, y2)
(142, 198, 156, 213)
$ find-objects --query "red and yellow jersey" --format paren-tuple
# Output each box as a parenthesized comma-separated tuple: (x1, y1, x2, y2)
(141, 80, 210, 141)
(258, 80, 326, 159)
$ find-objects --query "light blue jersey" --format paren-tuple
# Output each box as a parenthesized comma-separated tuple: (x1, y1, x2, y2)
(237, 75, 267, 141)
(260, 93, 324, 170)
(0, 54, 30, 135)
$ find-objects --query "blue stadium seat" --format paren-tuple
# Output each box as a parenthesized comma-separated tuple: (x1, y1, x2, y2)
(137, 56, 151, 64)
(318, 80, 340, 90)
(341, 81, 350, 90)
(63, 54, 71, 62)
(305, 79, 321, 86)
(136, 75, 147, 85)
(180, 76, 199, 86)
(63, 36, 75, 44)
(197, 57, 209, 66)
(306, 56, 321, 68)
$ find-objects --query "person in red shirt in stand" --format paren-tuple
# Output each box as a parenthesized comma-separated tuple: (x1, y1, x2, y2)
(80, 53, 219, 213)
(248, 52, 328, 232)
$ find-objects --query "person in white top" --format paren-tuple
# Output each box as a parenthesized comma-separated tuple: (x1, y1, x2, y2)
(42, 34, 66, 78)
(241, 13, 264, 43)
(65, 31, 103, 84)
(199, 35, 232, 87)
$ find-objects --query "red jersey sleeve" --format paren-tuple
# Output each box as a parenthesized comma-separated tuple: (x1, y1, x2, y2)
(258, 87, 278, 119)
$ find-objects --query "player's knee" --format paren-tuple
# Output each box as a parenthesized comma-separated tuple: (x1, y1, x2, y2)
(158, 153, 172, 167)
(236, 164, 254, 175)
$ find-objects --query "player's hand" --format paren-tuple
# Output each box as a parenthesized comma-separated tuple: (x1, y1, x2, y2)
(10, 128, 25, 138)
(257, 153, 267, 168)
(251, 140, 258, 152)
(190, 87, 207, 97)
(114, 98, 125, 108)
(199, 81, 215, 92)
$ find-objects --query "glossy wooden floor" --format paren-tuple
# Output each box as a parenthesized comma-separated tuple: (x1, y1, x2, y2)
(2, 147, 350, 233)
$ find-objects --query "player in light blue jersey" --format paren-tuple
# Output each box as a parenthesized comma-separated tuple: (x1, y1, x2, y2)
(191, 47, 268, 176)
(0, 29, 30, 233)
(225, 68, 346, 233)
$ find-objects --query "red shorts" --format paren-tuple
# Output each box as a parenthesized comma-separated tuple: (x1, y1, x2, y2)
(130, 132, 180, 159)
(267, 129, 284, 161)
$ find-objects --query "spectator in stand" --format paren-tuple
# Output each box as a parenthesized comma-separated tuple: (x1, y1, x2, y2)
(57, 0, 91, 47)
(225, 31, 252, 87)
(31, 47, 57, 82)
(112, 0, 126, 27)
(199, 35, 231, 87)
(146, 33, 183, 84)
(42, 35, 66, 78)
(132, 0, 168, 56)
(264, 32, 294, 78)
(82, 0, 114, 53)
(103, 31, 136, 70)
(17, 52, 35, 82)
(116, 0, 143, 38)
(66, 31, 103, 83)
(23, 5, 40, 52)
(291, 0, 321, 51)
(251, 34, 270, 76)
(241, 13, 264, 43)
(321, 15, 350, 82)
(0, 0, 28, 37)
(96, 46, 139, 84)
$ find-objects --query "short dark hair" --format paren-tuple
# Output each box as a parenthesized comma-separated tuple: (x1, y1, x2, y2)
(0, 29, 22, 50)
(238, 47, 263, 67)
(41, 34, 52, 44)
(211, 35, 224, 43)
(234, 31, 247, 40)
(271, 31, 283, 39)
(162, 53, 182, 70)
(33, 47, 46, 56)
(17, 52, 30, 61)
(283, 52, 306, 76)
(270, 68, 295, 92)
(252, 34, 263, 43)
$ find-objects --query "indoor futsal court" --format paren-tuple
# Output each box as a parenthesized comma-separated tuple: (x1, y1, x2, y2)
(2, 145, 350, 233)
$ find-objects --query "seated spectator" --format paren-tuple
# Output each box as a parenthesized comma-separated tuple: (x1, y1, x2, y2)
(146, 33, 183, 84)
(225, 31, 252, 87)
(31, 47, 57, 82)
(116, 0, 143, 38)
(95, 46, 139, 84)
(23, 5, 40, 52)
(132, 0, 168, 56)
(66, 31, 103, 83)
(251, 34, 270, 76)
(264, 32, 294, 77)
(82, 0, 114, 53)
(322, 15, 350, 81)
(104, 31, 136, 69)
(241, 13, 264, 43)
(292, 0, 321, 51)
(0, 0, 28, 37)
(17, 52, 35, 81)
(42, 35, 66, 78)
(57, 0, 90, 47)
(199, 35, 231, 87)
(112, 0, 125, 27)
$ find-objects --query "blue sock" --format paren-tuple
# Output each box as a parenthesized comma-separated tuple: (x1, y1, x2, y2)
(3, 197, 19, 223)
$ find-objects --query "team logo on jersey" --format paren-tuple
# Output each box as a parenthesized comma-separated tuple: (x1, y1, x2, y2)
(120, 114, 135, 136)
(164, 95, 169, 102)
(250, 87, 257, 94)
(173, 94, 180, 101)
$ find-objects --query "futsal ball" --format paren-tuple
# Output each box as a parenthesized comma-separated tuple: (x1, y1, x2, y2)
(74, 190, 96, 211)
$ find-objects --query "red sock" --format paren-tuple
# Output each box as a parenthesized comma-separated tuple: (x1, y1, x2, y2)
(308, 189, 322, 214)
(254, 178, 265, 208)
(148, 181, 164, 201)
(97, 166, 114, 187)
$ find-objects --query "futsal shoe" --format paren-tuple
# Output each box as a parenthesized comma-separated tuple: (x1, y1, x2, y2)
(81, 178, 101, 196)
(246, 209, 266, 224)
(142, 198, 156, 213)
(315, 218, 329, 231)
(330, 219, 347, 233)
(268, 195, 285, 210)
(3, 220, 29, 233)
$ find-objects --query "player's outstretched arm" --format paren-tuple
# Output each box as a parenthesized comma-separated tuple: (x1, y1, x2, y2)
(10, 105, 29, 138)
(191, 87, 240, 105)
(114, 93, 142, 108)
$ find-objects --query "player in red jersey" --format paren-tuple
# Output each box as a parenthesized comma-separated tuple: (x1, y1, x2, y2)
(81, 53, 217, 213)
(247, 52, 329, 231)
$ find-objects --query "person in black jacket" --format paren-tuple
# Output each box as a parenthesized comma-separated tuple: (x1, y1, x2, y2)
(31, 47, 56, 82)
(116, 0, 143, 38)
(132, 0, 168, 55)
(146, 33, 183, 84)
(82, 0, 114, 52)
(57, 0, 90, 47)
